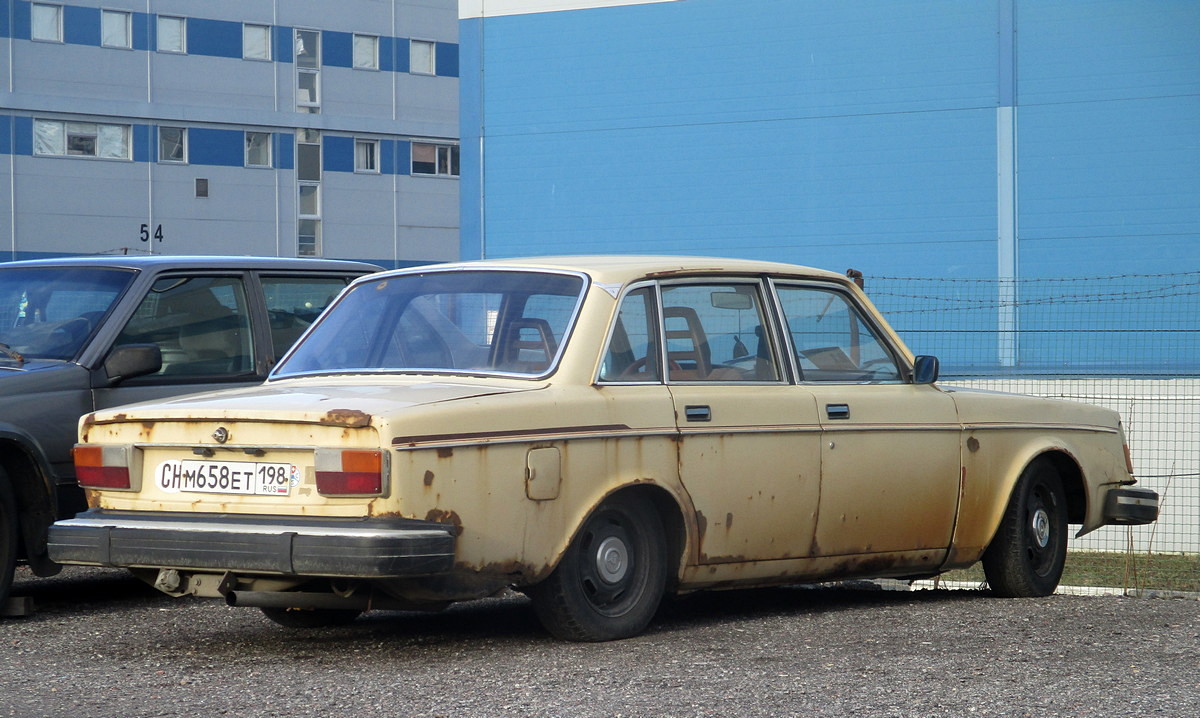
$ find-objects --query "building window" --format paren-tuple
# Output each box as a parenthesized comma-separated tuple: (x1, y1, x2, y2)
(243, 23, 272, 61)
(410, 40, 436, 75)
(245, 132, 272, 167)
(101, 9, 131, 49)
(34, 120, 130, 160)
(298, 184, 319, 217)
(31, 3, 62, 42)
(355, 139, 379, 173)
(295, 29, 321, 113)
(158, 127, 186, 163)
(297, 219, 321, 257)
(353, 34, 379, 70)
(157, 16, 186, 54)
(296, 130, 321, 182)
(412, 143, 459, 177)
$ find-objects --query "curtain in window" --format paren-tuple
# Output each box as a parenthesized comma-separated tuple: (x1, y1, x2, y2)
(356, 141, 377, 171)
(158, 17, 183, 52)
(34, 120, 64, 155)
(412, 143, 436, 174)
(101, 11, 128, 47)
(353, 35, 377, 69)
(97, 125, 129, 159)
(244, 25, 269, 59)
(246, 133, 271, 166)
(31, 4, 60, 41)
(410, 40, 435, 74)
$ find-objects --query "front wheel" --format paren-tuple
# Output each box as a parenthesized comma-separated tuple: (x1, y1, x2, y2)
(982, 459, 1068, 597)
(530, 495, 668, 641)
(0, 468, 17, 611)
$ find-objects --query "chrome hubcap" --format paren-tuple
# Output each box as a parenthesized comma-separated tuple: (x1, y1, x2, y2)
(1031, 507, 1051, 548)
(595, 536, 629, 584)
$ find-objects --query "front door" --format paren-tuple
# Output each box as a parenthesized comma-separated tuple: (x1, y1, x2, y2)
(774, 282, 961, 561)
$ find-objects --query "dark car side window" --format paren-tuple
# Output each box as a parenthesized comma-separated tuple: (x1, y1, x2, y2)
(114, 276, 254, 378)
(260, 276, 352, 358)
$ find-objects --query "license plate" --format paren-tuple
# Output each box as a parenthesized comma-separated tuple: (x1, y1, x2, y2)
(155, 459, 298, 496)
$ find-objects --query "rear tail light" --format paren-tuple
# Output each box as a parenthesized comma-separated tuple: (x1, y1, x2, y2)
(74, 445, 134, 490)
(315, 449, 387, 496)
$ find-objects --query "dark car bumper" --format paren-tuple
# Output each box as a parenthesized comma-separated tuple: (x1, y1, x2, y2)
(1103, 486, 1159, 525)
(48, 509, 456, 578)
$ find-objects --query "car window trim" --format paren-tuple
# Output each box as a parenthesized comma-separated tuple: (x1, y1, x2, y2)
(767, 278, 911, 385)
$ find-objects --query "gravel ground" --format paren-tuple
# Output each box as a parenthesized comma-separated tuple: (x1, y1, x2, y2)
(2, 566, 1198, 717)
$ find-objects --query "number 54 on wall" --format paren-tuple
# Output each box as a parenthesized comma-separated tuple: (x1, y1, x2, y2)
(140, 224, 164, 243)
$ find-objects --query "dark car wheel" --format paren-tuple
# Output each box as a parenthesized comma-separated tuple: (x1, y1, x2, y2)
(0, 468, 17, 610)
(982, 459, 1068, 597)
(531, 494, 668, 642)
(260, 606, 362, 628)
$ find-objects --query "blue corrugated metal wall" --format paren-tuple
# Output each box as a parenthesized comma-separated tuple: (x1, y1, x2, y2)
(461, 0, 1200, 372)
(463, 0, 1198, 274)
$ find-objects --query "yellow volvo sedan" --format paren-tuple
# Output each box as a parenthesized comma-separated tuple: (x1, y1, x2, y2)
(48, 256, 1158, 641)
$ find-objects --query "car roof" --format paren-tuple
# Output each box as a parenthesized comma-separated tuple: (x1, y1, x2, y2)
(0, 255, 382, 272)
(381, 255, 848, 285)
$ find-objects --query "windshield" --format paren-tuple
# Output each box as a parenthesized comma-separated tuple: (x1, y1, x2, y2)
(273, 269, 587, 378)
(0, 267, 134, 361)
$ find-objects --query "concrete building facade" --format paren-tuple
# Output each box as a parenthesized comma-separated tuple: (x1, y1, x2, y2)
(1, 0, 460, 267)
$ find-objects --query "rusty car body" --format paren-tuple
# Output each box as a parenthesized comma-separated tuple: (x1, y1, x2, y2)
(47, 256, 1158, 640)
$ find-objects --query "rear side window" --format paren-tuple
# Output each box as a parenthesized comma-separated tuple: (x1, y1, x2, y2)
(260, 276, 352, 358)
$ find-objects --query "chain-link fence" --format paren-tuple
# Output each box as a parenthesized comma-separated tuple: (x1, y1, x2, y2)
(863, 272, 1200, 591)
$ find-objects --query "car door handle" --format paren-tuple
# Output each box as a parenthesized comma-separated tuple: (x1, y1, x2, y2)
(826, 403, 850, 420)
(684, 405, 712, 422)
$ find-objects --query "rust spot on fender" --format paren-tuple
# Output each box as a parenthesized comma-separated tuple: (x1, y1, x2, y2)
(695, 510, 708, 540)
(423, 470, 435, 487)
(425, 508, 464, 536)
(437, 447, 454, 459)
(966, 436, 980, 452)
(319, 409, 372, 428)
(725, 512, 734, 531)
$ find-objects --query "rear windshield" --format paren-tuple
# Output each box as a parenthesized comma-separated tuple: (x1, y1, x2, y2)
(272, 269, 586, 379)
(0, 267, 134, 360)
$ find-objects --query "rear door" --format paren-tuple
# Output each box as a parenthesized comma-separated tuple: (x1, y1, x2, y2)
(659, 280, 823, 564)
(93, 270, 358, 409)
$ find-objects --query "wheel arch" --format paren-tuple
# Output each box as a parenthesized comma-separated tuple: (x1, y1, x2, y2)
(533, 481, 690, 592)
(949, 440, 1089, 569)
(0, 431, 59, 567)
(1036, 450, 1086, 524)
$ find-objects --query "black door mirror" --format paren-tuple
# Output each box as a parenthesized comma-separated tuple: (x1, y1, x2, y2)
(912, 355, 939, 384)
(104, 344, 163, 385)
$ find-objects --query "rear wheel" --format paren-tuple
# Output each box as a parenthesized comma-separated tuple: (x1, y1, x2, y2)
(260, 606, 362, 628)
(982, 459, 1068, 597)
(531, 495, 668, 642)
(0, 468, 17, 611)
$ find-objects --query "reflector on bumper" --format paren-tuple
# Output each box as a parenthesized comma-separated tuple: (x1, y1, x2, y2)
(1103, 486, 1159, 525)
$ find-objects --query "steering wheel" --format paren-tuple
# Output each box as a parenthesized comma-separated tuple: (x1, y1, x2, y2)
(618, 357, 679, 379)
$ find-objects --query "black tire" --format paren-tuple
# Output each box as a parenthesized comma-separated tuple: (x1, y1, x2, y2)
(260, 606, 362, 628)
(982, 459, 1068, 597)
(0, 468, 17, 612)
(530, 495, 668, 642)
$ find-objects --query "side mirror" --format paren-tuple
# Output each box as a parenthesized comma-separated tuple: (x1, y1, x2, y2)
(912, 355, 939, 385)
(104, 344, 162, 385)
